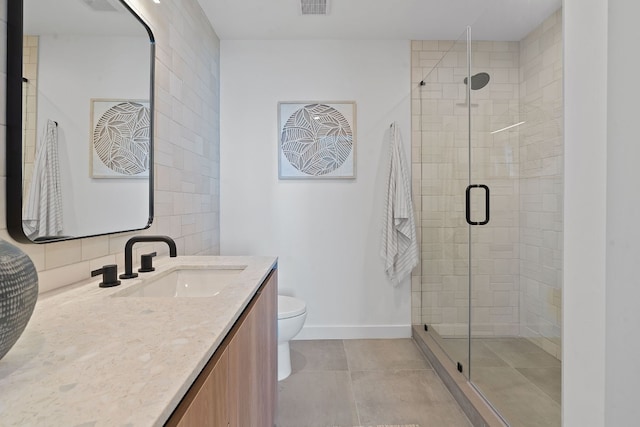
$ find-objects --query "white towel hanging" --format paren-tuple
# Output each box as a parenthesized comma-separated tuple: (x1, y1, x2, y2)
(23, 119, 63, 239)
(380, 122, 419, 286)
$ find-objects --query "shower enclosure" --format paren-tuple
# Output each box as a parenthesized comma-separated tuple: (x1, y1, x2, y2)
(412, 9, 562, 427)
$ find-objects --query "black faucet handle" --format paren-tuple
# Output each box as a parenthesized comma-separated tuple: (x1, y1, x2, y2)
(91, 264, 122, 288)
(139, 252, 157, 273)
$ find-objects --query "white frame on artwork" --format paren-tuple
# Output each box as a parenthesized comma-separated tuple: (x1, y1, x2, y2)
(90, 98, 150, 179)
(278, 101, 357, 179)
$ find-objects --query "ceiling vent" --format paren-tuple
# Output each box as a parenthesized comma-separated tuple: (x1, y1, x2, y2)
(81, 0, 121, 12)
(300, 0, 329, 15)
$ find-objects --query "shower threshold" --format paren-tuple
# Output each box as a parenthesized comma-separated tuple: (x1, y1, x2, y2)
(412, 325, 508, 427)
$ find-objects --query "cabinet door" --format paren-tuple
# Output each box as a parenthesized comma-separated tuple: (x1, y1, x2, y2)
(167, 347, 229, 427)
(229, 270, 277, 427)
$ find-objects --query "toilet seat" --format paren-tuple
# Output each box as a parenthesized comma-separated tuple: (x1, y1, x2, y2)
(278, 295, 306, 319)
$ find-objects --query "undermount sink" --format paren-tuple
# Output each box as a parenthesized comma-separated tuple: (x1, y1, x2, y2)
(116, 267, 246, 298)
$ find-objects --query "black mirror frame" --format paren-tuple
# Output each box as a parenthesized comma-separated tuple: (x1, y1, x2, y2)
(6, 0, 156, 244)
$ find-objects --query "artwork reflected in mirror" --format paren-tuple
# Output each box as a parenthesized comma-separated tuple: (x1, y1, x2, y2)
(7, 0, 155, 243)
(90, 99, 150, 179)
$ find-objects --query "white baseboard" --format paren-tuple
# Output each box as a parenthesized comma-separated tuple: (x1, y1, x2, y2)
(294, 324, 412, 340)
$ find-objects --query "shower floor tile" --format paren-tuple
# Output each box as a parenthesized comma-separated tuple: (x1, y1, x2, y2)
(437, 336, 562, 427)
(473, 367, 560, 427)
(515, 367, 562, 403)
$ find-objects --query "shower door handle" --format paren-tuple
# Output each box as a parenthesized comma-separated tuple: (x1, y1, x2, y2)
(465, 184, 490, 226)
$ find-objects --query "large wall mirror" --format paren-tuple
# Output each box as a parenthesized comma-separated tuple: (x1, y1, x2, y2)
(6, 0, 155, 243)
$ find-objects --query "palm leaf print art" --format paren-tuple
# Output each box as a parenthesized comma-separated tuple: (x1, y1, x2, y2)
(281, 104, 353, 176)
(93, 102, 150, 175)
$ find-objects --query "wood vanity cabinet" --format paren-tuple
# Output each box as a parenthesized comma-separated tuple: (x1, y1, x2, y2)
(166, 269, 278, 427)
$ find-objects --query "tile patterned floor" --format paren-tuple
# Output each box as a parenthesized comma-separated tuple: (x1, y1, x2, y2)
(438, 337, 561, 427)
(276, 339, 472, 427)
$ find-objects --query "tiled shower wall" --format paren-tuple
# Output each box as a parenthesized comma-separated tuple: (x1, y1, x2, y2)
(411, 9, 563, 357)
(22, 35, 37, 197)
(519, 10, 563, 359)
(0, 0, 221, 293)
(410, 39, 522, 338)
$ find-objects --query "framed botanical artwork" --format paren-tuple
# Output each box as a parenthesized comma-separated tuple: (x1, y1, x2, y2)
(278, 101, 356, 179)
(90, 99, 150, 178)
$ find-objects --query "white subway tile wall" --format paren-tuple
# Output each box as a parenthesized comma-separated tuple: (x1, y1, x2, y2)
(0, 0, 220, 292)
(411, 9, 562, 358)
(22, 36, 37, 195)
(518, 9, 563, 359)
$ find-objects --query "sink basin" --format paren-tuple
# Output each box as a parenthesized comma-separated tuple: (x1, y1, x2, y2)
(116, 267, 246, 298)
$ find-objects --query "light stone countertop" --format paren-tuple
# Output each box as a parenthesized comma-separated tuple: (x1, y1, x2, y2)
(0, 255, 278, 427)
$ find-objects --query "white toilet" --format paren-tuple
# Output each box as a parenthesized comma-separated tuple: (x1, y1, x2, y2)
(277, 295, 307, 381)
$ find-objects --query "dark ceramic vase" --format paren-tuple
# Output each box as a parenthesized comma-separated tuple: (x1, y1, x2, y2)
(0, 239, 38, 360)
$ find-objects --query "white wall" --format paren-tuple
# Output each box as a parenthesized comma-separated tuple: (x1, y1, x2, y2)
(565, 1, 640, 424)
(37, 35, 149, 237)
(605, 1, 640, 424)
(220, 40, 412, 339)
(563, 0, 607, 425)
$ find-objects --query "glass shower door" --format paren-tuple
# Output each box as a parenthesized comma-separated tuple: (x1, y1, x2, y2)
(418, 29, 472, 378)
(467, 18, 563, 426)
(415, 8, 563, 426)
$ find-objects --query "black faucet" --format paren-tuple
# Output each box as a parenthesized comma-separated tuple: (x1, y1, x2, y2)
(120, 235, 177, 279)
